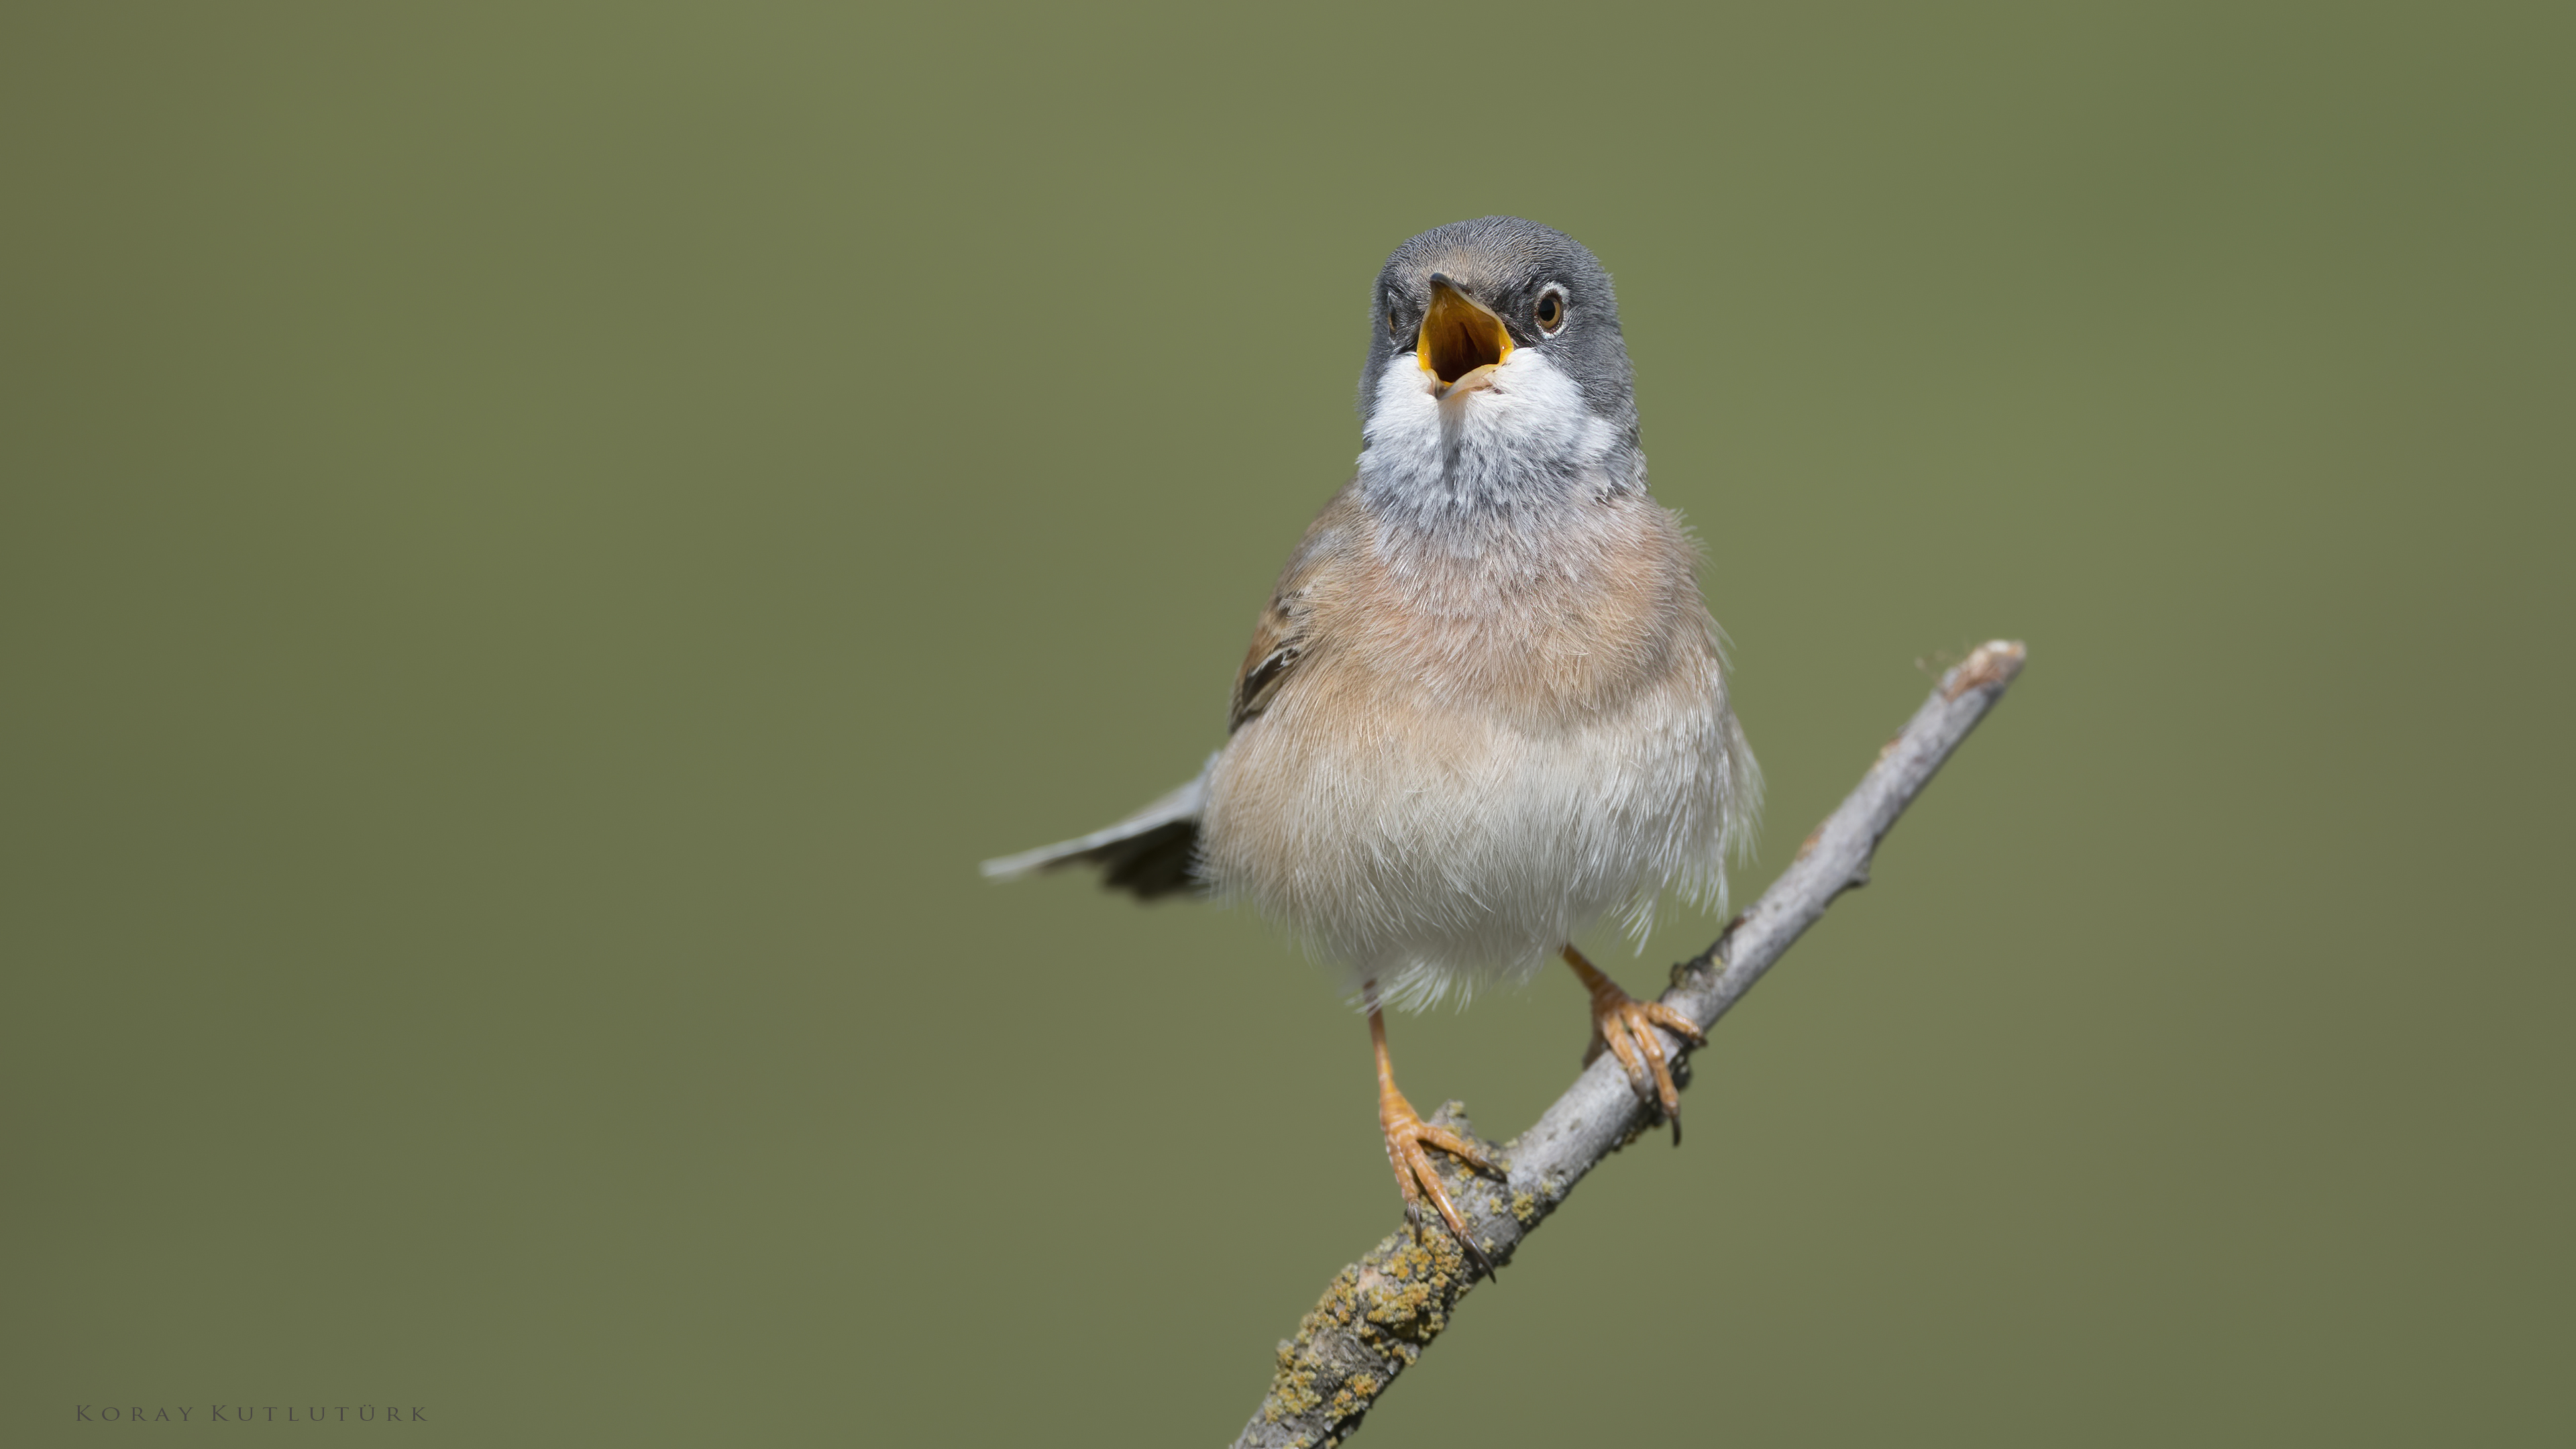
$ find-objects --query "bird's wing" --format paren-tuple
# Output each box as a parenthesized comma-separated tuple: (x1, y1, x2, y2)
(1229, 483, 1359, 735)
(983, 483, 1360, 901)
(977, 765, 1211, 900)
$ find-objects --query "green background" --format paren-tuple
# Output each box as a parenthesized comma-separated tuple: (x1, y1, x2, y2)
(6, 3, 2569, 1444)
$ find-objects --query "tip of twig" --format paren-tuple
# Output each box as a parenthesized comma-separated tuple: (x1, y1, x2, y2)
(1941, 639, 2027, 701)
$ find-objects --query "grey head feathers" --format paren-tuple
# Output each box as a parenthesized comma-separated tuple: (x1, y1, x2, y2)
(1358, 216, 1638, 449)
(1353, 217, 1649, 529)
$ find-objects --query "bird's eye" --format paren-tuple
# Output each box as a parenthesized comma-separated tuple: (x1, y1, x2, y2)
(1386, 304, 1403, 337)
(1534, 287, 1568, 334)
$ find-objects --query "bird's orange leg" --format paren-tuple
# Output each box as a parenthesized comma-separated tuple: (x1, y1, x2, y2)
(1368, 987, 1504, 1274)
(1565, 945, 1707, 1145)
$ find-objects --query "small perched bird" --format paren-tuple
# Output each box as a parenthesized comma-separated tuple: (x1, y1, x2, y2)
(985, 217, 1758, 1266)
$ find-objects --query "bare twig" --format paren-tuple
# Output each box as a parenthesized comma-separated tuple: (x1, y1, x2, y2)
(1232, 640, 2029, 1449)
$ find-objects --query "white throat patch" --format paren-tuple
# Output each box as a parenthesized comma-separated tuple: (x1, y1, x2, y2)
(1356, 347, 1631, 527)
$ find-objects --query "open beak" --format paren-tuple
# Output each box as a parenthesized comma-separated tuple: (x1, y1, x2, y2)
(1417, 274, 1513, 399)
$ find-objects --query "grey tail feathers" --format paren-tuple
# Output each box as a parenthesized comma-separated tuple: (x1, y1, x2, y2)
(979, 765, 1210, 902)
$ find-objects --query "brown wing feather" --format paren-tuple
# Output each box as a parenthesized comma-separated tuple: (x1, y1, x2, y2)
(1229, 483, 1358, 734)
(1230, 605, 1301, 733)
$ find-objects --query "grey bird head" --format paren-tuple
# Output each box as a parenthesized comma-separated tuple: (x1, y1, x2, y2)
(1353, 218, 1645, 517)
(1359, 217, 1637, 441)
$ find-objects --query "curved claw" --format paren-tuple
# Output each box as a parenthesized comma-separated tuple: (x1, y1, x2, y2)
(1567, 947, 1705, 1144)
(1368, 995, 1507, 1276)
(1383, 1108, 1506, 1276)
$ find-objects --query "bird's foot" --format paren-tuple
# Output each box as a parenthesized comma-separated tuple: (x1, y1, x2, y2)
(1568, 946, 1706, 1144)
(1381, 1093, 1505, 1276)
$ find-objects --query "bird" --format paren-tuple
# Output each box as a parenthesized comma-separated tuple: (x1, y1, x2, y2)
(983, 217, 1759, 1269)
